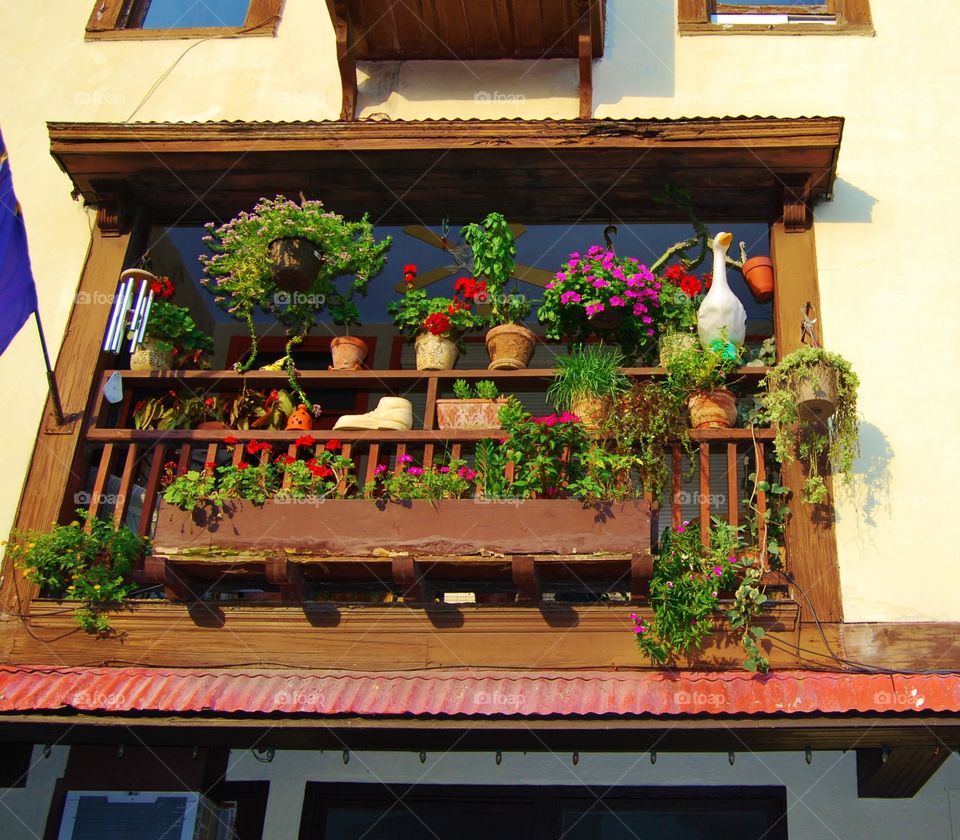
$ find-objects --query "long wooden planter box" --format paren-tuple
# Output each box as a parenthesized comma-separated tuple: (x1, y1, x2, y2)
(153, 498, 652, 558)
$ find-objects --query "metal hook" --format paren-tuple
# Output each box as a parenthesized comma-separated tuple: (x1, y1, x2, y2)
(800, 301, 821, 348)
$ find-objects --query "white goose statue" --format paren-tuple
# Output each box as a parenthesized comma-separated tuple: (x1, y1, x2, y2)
(697, 231, 747, 350)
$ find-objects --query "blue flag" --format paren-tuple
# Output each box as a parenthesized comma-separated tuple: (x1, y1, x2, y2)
(0, 130, 39, 356)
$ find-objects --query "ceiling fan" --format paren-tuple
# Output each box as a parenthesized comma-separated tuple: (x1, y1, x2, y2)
(394, 222, 556, 294)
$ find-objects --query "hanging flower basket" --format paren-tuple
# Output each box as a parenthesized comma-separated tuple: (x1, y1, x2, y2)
(795, 362, 838, 422)
(741, 256, 775, 304)
(267, 237, 322, 292)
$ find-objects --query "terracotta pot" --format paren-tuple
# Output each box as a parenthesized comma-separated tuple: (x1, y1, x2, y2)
(688, 388, 737, 429)
(658, 332, 698, 368)
(486, 323, 536, 370)
(329, 335, 368, 370)
(796, 362, 838, 423)
(415, 332, 459, 370)
(268, 237, 321, 292)
(436, 398, 509, 431)
(285, 403, 314, 431)
(130, 338, 173, 371)
(741, 256, 775, 304)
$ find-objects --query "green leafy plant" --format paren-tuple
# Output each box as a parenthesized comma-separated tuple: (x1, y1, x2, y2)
(132, 387, 294, 431)
(388, 269, 487, 344)
(546, 344, 631, 412)
(663, 339, 742, 399)
(595, 379, 690, 502)
(760, 346, 860, 504)
(461, 212, 530, 325)
(6, 511, 146, 634)
(162, 437, 356, 512)
(143, 300, 214, 368)
(631, 518, 768, 672)
(452, 379, 499, 400)
(200, 195, 391, 404)
(364, 455, 477, 500)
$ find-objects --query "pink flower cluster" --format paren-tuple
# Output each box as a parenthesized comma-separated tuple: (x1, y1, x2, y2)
(530, 412, 581, 426)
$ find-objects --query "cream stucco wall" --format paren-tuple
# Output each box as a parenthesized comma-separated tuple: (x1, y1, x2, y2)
(0, 0, 957, 623)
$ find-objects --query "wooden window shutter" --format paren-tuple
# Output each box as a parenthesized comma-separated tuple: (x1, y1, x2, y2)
(85, 0, 124, 32)
(837, 0, 872, 26)
(678, 0, 709, 25)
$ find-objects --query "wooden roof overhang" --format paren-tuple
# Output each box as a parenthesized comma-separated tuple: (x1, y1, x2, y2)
(48, 117, 843, 231)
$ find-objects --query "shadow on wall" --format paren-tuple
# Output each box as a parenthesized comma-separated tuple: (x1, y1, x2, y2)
(848, 420, 893, 528)
(596, 0, 675, 103)
(815, 178, 877, 224)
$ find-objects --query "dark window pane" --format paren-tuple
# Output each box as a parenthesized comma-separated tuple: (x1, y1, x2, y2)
(142, 0, 250, 29)
(324, 802, 528, 840)
(561, 806, 774, 840)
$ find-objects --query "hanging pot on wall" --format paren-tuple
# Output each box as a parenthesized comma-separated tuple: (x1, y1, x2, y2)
(795, 363, 838, 422)
(741, 256, 775, 304)
(268, 238, 321, 293)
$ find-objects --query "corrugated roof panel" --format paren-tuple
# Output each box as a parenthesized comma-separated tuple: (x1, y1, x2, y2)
(1, 666, 957, 718)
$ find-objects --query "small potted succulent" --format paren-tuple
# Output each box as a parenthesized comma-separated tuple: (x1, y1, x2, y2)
(539, 245, 663, 364)
(546, 344, 631, 428)
(436, 379, 509, 430)
(387, 266, 487, 370)
(761, 345, 860, 504)
(130, 275, 213, 370)
(200, 195, 391, 403)
(6, 511, 147, 634)
(461, 212, 536, 370)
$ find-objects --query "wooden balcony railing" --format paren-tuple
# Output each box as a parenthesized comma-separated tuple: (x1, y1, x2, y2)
(73, 367, 783, 606)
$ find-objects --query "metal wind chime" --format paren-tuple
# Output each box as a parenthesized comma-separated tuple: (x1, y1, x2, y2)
(102, 267, 159, 356)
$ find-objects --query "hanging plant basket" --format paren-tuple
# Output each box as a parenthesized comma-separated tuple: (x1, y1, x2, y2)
(586, 307, 625, 331)
(268, 237, 322, 292)
(795, 362, 838, 422)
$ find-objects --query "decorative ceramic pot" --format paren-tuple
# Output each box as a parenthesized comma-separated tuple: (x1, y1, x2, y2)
(130, 338, 173, 371)
(795, 363, 838, 423)
(741, 256, 775, 304)
(329, 336, 368, 370)
(268, 237, 321, 292)
(658, 332, 698, 368)
(415, 332, 459, 370)
(485, 323, 536, 370)
(285, 403, 314, 431)
(688, 388, 737, 429)
(436, 398, 509, 431)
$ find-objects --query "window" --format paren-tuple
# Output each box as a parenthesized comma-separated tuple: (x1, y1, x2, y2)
(298, 784, 789, 840)
(678, 0, 873, 34)
(86, 0, 283, 39)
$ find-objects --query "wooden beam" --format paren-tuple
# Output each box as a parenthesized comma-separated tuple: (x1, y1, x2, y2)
(856, 746, 950, 798)
(325, 0, 357, 121)
(781, 173, 812, 232)
(0, 220, 137, 658)
(577, 0, 594, 119)
(771, 222, 843, 624)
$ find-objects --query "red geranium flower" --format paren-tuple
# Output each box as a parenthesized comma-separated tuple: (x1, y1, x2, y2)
(236, 461, 250, 471)
(324, 438, 342, 451)
(204, 461, 217, 470)
(424, 312, 451, 336)
(224, 436, 239, 446)
(403, 264, 417, 274)
(295, 435, 316, 448)
(680, 275, 702, 298)
(664, 264, 686, 284)
(701, 272, 713, 290)
(149, 276, 175, 299)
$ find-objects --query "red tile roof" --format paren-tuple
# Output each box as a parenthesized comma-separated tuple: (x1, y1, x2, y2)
(1, 666, 958, 718)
